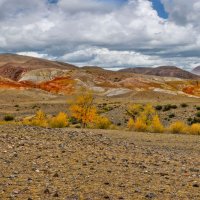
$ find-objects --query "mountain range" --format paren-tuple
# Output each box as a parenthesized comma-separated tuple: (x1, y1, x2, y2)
(0, 53, 200, 98)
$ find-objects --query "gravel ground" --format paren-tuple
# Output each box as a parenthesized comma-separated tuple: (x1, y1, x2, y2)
(0, 125, 200, 200)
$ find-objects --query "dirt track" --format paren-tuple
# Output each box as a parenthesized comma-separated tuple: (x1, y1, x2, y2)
(0, 125, 200, 200)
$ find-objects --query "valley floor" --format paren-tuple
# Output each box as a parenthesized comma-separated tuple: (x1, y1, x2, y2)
(0, 125, 200, 200)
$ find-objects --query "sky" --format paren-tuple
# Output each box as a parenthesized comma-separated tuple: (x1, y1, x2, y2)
(0, 0, 200, 70)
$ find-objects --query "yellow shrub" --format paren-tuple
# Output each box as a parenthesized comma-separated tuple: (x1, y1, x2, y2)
(151, 115, 164, 133)
(23, 110, 48, 127)
(189, 123, 200, 135)
(127, 104, 143, 119)
(169, 121, 188, 134)
(49, 112, 69, 128)
(70, 92, 97, 128)
(93, 116, 111, 129)
(127, 118, 135, 130)
(134, 117, 148, 132)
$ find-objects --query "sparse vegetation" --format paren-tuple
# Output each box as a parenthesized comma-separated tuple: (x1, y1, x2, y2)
(127, 104, 159, 132)
(2, 95, 198, 136)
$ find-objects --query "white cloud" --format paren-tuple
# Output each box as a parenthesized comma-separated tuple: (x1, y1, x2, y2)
(162, 0, 200, 26)
(17, 51, 55, 60)
(58, 0, 119, 13)
(0, 0, 199, 70)
(60, 47, 200, 70)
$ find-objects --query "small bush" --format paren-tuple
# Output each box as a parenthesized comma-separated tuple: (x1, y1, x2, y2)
(93, 116, 111, 129)
(169, 121, 188, 134)
(181, 103, 188, 108)
(4, 115, 14, 121)
(163, 104, 177, 111)
(196, 106, 200, 110)
(155, 105, 162, 111)
(151, 115, 164, 133)
(49, 112, 69, 128)
(134, 117, 148, 132)
(187, 117, 192, 122)
(69, 117, 79, 125)
(196, 112, 200, 118)
(127, 118, 135, 130)
(189, 124, 200, 135)
(171, 105, 177, 109)
(168, 113, 175, 118)
(23, 110, 48, 127)
(191, 117, 200, 124)
(163, 104, 172, 112)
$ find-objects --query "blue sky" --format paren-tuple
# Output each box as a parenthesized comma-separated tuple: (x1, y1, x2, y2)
(48, 0, 169, 19)
(152, 0, 168, 19)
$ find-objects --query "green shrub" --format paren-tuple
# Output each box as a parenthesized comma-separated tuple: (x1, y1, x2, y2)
(196, 106, 200, 110)
(69, 117, 79, 125)
(4, 115, 14, 121)
(155, 105, 162, 111)
(196, 112, 200, 117)
(181, 103, 188, 108)
(163, 104, 172, 111)
(168, 113, 175, 118)
(190, 117, 200, 125)
(171, 105, 177, 109)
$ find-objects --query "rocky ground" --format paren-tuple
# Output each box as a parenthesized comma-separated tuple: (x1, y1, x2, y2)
(0, 125, 200, 200)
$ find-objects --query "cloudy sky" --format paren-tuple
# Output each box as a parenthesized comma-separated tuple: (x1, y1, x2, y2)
(0, 0, 200, 70)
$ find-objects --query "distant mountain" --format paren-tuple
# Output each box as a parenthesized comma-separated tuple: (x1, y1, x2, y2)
(0, 63, 27, 81)
(1, 54, 200, 98)
(119, 67, 152, 74)
(192, 66, 200, 75)
(0, 54, 78, 81)
(119, 66, 199, 79)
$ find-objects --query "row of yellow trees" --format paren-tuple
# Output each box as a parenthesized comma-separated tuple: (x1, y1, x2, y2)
(23, 92, 111, 129)
(19, 91, 200, 135)
(127, 103, 200, 135)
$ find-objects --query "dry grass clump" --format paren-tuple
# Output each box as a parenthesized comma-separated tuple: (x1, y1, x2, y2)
(49, 112, 69, 128)
(92, 116, 111, 129)
(134, 117, 148, 132)
(189, 123, 200, 135)
(150, 115, 164, 133)
(169, 121, 189, 134)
